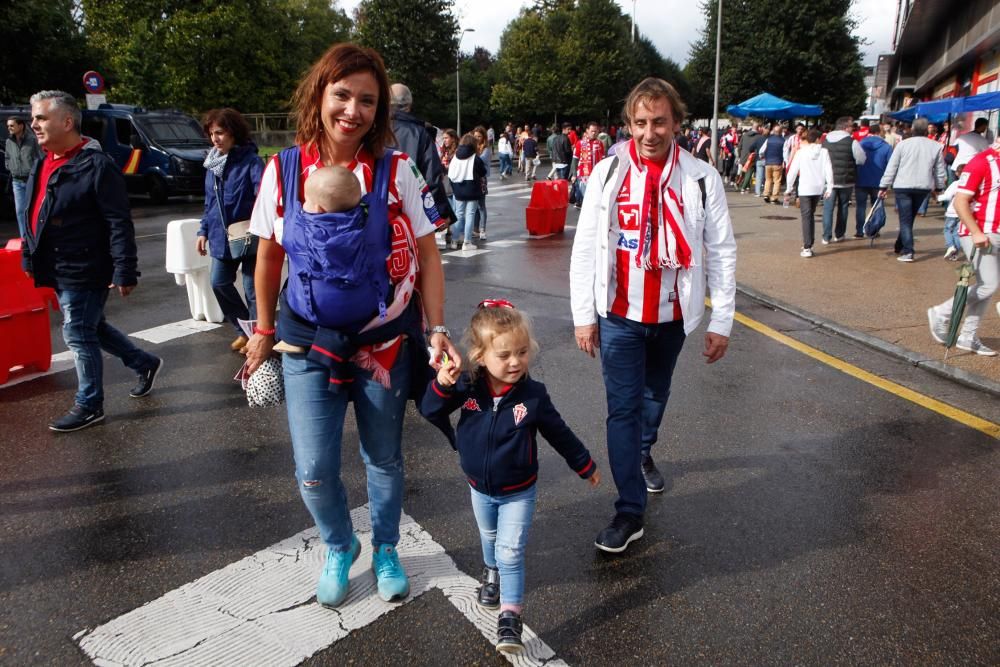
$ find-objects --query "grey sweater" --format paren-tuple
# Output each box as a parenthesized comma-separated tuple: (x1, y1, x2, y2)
(879, 137, 946, 191)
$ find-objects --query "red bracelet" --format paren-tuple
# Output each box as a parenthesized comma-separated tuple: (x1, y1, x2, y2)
(253, 325, 276, 336)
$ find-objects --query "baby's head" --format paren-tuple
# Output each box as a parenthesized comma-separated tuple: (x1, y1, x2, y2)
(465, 299, 539, 385)
(304, 166, 361, 213)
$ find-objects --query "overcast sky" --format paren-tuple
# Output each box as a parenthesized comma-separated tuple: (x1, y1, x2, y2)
(339, 0, 895, 67)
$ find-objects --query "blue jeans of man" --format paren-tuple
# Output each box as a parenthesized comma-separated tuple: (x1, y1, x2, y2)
(754, 160, 766, 195)
(598, 314, 686, 517)
(455, 199, 477, 245)
(854, 186, 884, 236)
(11, 178, 28, 236)
(470, 485, 536, 607)
(282, 344, 410, 551)
(210, 252, 257, 335)
(822, 187, 851, 241)
(56, 288, 159, 413)
(498, 153, 512, 176)
(893, 188, 929, 256)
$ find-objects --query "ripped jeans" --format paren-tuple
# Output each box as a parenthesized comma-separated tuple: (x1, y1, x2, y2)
(469, 485, 536, 606)
(282, 345, 410, 552)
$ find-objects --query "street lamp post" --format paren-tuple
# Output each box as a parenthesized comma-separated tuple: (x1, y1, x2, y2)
(710, 0, 723, 167)
(456, 27, 475, 136)
(631, 0, 637, 43)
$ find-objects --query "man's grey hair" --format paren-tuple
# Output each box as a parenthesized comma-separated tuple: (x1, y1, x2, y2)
(30, 90, 81, 131)
(389, 84, 413, 112)
(911, 117, 929, 136)
(834, 116, 853, 131)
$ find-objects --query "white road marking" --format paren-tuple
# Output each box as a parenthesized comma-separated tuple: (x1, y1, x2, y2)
(1, 319, 222, 389)
(74, 506, 566, 667)
(130, 319, 222, 344)
(522, 233, 555, 240)
(485, 240, 527, 249)
(444, 248, 490, 257)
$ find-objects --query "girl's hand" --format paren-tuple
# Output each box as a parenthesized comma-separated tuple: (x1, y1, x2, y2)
(436, 355, 460, 387)
(244, 333, 275, 375)
(588, 469, 601, 487)
(430, 332, 461, 371)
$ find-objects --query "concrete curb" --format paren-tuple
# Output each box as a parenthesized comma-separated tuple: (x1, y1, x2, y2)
(737, 283, 1000, 398)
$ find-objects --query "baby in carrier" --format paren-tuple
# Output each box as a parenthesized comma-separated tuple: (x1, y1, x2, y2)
(304, 165, 362, 214)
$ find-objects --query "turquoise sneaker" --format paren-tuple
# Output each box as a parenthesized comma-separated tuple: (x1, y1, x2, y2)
(372, 543, 410, 602)
(316, 534, 361, 608)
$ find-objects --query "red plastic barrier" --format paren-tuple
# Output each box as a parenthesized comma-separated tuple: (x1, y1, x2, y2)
(0, 239, 57, 384)
(525, 180, 569, 235)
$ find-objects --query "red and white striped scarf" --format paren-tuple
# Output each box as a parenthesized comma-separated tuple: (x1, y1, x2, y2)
(635, 142, 692, 271)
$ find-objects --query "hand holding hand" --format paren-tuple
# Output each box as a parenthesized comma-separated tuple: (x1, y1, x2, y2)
(430, 332, 461, 372)
(436, 355, 460, 387)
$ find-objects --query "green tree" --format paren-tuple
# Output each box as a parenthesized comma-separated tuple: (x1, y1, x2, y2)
(424, 47, 501, 132)
(353, 0, 459, 110)
(685, 0, 866, 121)
(81, 0, 351, 112)
(0, 0, 93, 103)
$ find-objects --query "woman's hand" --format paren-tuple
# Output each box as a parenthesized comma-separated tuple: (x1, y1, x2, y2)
(244, 333, 275, 375)
(196, 236, 207, 256)
(429, 332, 461, 371)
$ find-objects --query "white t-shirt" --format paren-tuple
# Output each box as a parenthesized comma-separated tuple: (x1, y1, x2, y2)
(953, 131, 989, 169)
(250, 145, 442, 244)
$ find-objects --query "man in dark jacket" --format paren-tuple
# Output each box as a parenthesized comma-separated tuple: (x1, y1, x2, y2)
(550, 123, 573, 180)
(854, 125, 892, 238)
(389, 83, 455, 225)
(821, 116, 867, 243)
(23, 90, 162, 432)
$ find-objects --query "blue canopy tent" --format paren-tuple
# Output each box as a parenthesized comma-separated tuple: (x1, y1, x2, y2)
(726, 92, 824, 120)
(889, 91, 1000, 122)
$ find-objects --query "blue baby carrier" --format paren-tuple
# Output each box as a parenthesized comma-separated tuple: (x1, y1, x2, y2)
(276, 147, 392, 330)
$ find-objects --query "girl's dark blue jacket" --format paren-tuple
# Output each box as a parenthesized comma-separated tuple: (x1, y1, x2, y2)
(420, 372, 596, 497)
(198, 144, 264, 260)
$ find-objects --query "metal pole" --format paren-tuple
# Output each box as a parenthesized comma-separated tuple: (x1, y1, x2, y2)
(456, 60, 461, 136)
(710, 0, 723, 167)
(632, 0, 637, 43)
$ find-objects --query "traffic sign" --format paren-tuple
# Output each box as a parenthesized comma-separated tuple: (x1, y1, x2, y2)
(82, 70, 105, 94)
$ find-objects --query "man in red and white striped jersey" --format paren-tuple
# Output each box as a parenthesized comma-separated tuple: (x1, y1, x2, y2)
(570, 121, 605, 207)
(570, 78, 737, 554)
(926, 140, 1000, 356)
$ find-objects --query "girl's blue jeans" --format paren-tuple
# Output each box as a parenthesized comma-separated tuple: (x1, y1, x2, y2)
(455, 199, 478, 244)
(944, 215, 961, 250)
(470, 485, 536, 606)
(281, 344, 410, 552)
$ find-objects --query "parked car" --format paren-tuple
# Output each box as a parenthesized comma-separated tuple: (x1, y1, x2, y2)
(81, 104, 210, 203)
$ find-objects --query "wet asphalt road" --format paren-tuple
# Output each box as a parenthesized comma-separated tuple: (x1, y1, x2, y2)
(0, 181, 997, 666)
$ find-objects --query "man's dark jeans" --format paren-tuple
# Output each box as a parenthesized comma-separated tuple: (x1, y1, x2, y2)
(56, 288, 158, 412)
(799, 195, 821, 249)
(821, 187, 851, 241)
(598, 314, 686, 517)
(893, 189, 930, 256)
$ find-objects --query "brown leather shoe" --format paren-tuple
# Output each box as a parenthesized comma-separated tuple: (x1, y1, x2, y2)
(230, 335, 249, 352)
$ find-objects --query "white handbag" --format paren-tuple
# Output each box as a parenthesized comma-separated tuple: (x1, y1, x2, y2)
(246, 357, 285, 407)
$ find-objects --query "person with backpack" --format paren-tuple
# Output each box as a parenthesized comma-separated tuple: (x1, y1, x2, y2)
(569, 77, 736, 554)
(448, 133, 488, 251)
(244, 43, 460, 609)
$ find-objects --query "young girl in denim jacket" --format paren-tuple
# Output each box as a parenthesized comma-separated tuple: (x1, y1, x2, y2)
(420, 299, 600, 653)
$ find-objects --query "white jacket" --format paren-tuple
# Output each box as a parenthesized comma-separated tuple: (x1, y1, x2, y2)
(785, 144, 833, 197)
(569, 148, 737, 337)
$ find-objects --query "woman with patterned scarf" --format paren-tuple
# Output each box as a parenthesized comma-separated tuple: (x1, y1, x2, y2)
(197, 108, 264, 352)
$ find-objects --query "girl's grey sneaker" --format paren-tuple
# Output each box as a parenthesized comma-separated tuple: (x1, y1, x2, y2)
(477, 566, 500, 609)
(495, 610, 523, 653)
(956, 335, 998, 356)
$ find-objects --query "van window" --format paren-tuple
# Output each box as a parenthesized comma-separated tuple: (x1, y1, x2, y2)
(82, 116, 107, 148)
(135, 116, 208, 146)
(115, 118, 135, 146)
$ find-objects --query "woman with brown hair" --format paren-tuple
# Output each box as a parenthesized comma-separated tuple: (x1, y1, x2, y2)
(196, 108, 263, 351)
(244, 43, 460, 608)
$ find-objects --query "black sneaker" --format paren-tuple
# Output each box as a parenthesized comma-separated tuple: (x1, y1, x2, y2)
(641, 455, 665, 493)
(477, 566, 500, 609)
(130, 357, 163, 398)
(853, 233, 864, 239)
(495, 610, 523, 653)
(49, 406, 105, 432)
(595, 513, 644, 554)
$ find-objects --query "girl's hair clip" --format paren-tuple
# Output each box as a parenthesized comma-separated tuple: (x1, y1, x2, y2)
(478, 298, 516, 310)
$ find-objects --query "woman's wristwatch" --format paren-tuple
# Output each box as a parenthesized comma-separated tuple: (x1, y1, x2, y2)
(429, 325, 450, 338)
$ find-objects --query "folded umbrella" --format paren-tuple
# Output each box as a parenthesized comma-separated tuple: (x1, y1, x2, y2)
(863, 198, 886, 247)
(943, 248, 978, 360)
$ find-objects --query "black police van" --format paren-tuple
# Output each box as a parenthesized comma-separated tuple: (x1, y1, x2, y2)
(1, 103, 209, 208)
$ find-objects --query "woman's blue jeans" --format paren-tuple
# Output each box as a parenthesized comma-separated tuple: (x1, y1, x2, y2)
(470, 485, 536, 606)
(455, 199, 477, 244)
(598, 314, 686, 517)
(282, 344, 410, 551)
(56, 288, 158, 412)
(211, 253, 257, 335)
